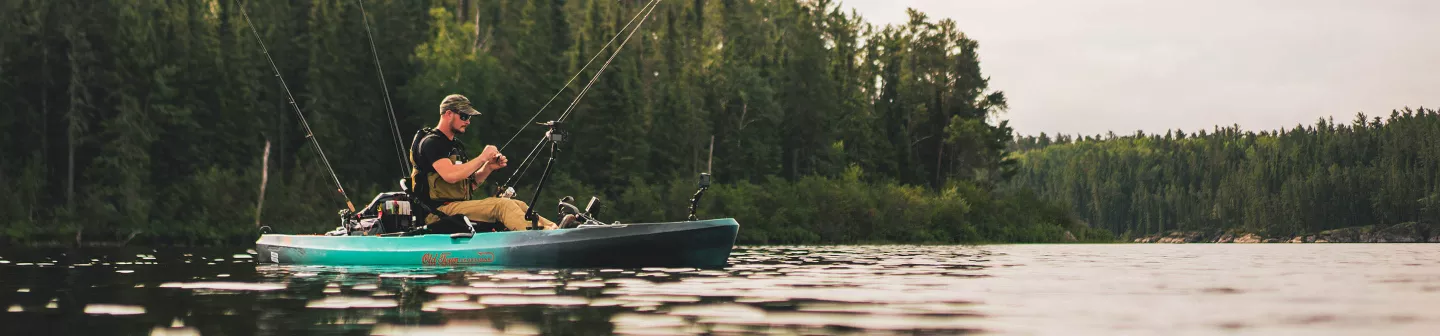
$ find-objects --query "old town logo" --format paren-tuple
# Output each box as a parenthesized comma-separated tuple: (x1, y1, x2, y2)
(421, 251, 495, 266)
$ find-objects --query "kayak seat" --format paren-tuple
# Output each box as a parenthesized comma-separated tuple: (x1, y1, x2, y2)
(401, 214, 505, 236)
(405, 202, 506, 235)
(399, 178, 506, 234)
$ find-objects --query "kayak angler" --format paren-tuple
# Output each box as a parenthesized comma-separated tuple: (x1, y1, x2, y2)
(240, 0, 739, 268)
(407, 94, 570, 232)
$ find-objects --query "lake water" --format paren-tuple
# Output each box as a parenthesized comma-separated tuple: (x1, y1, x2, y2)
(1, 244, 1438, 335)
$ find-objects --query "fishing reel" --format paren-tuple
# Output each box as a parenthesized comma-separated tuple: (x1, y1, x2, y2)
(331, 208, 355, 236)
(493, 186, 517, 198)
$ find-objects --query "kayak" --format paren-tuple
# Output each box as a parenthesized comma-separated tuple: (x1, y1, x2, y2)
(255, 218, 739, 268)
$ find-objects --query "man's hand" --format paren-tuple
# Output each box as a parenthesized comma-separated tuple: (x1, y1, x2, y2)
(470, 146, 505, 184)
(478, 145, 500, 164)
(486, 154, 508, 170)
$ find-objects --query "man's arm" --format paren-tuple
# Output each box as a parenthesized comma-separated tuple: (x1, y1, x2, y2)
(433, 157, 488, 184)
(469, 164, 491, 190)
(470, 154, 508, 185)
(431, 145, 499, 184)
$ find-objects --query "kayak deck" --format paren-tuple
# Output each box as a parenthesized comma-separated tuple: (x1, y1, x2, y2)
(255, 218, 738, 268)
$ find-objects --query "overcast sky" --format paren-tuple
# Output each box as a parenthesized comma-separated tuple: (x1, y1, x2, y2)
(841, 0, 1440, 136)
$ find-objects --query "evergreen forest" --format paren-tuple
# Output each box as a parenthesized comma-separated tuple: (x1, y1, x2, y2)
(1, 0, 1093, 245)
(1009, 109, 1440, 239)
(4, 0, 1427, 246)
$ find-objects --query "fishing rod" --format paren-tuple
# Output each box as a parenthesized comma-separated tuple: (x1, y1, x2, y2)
(234, 0, 356, 213)
(500, 0, 661, 193)
(497, 0, 662, 153)
(554, 0, 659, 125)
(509, 0, 662, 228)
(498, 0, 662, 193)
(356, 0, 410, 178)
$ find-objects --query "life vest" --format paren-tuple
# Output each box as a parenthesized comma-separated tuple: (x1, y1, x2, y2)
(409, 128, 472, 209)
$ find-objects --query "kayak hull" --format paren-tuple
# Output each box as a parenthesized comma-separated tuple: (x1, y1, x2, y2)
(255, 218, 739, 268)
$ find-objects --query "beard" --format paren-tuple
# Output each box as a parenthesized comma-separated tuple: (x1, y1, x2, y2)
(452, 122, 468, 134)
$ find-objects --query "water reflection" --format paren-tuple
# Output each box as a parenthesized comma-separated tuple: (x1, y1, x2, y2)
(3, 245, 1440, 334)
(0, 246, 994, 335)
(244, 246, 992, 334)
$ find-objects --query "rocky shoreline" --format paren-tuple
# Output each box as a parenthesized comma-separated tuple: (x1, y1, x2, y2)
(1131, 221, 1440, 243)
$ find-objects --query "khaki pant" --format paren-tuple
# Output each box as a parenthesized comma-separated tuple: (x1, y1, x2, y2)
(428, 198, 557, 231)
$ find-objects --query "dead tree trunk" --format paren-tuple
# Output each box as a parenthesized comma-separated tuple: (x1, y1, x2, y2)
(256, 141, 271, 227)
(457, 0, 468, 23)
(472, 3, 483, 53)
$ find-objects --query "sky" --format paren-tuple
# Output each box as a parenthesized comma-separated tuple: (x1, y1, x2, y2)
(841, 0, 1440, 137)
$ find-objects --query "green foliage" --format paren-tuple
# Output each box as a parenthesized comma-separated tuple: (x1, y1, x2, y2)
(0, 0, 1088, 245)
(1009, 108, 1440, 236)
(700, 175, 1079, 244)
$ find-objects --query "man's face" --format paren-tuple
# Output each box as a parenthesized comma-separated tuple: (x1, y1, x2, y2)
(450, 110, 471, 134)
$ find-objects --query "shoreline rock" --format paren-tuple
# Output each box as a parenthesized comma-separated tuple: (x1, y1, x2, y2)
(1130, 221, 1437, 243)
(1234, 234, 1263, 243)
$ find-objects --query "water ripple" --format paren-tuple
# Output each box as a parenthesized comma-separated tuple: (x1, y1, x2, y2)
(3, 244, 1440, 334)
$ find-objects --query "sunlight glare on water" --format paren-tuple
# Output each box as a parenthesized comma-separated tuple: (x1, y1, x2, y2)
(0, 244, 1438, 334)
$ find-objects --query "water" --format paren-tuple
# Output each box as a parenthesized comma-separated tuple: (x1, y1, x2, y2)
(1, 244, 1438, 335)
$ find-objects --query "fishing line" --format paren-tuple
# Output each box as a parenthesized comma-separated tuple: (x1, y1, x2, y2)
(356, 0, 410, 177)
(557, 0, 659, 122)
(503, 137, 549, 188)
(500, 0, 661, 189)
(234, 0, 356, 212)
(498, 0, 662, 152)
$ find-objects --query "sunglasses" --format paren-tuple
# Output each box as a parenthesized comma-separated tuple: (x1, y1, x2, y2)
(451, 110, 474, 121)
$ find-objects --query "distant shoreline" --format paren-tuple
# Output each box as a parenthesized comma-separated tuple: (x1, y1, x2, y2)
(10, 222, 1436, 247)
(1129, 222, 1438, 243)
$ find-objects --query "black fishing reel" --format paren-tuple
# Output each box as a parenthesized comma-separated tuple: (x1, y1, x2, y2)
(332, 208, 356, 236)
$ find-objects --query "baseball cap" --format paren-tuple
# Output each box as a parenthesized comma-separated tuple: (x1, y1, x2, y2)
(439, 94, 481, 116)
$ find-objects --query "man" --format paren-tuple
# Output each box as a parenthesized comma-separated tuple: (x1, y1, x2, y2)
(410, 94, 566, 231)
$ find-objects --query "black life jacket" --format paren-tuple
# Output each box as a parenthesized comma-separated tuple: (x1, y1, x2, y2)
(409, 127, 471, 208)
(406, 128, 507, 233)
(408, 127, 441, 205)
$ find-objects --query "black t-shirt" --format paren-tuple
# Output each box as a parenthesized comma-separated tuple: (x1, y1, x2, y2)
(412, 131, 467, 208)
(416, 133, 460, 174)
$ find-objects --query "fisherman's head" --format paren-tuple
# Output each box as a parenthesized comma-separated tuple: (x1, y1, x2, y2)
(439, 94, 481, 134)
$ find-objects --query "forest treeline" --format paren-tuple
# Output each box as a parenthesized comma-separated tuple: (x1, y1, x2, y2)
(0, 0, 1087, 245)
(1008, 108, 1440, 239)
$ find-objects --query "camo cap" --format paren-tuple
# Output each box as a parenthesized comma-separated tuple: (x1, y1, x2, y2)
(439, 94, 481, 116)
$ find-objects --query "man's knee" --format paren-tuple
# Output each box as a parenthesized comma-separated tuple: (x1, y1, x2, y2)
(484, 199, 515, 217)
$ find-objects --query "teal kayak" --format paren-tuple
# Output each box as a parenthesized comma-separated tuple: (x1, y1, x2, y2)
(255, 218, 738, 268)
